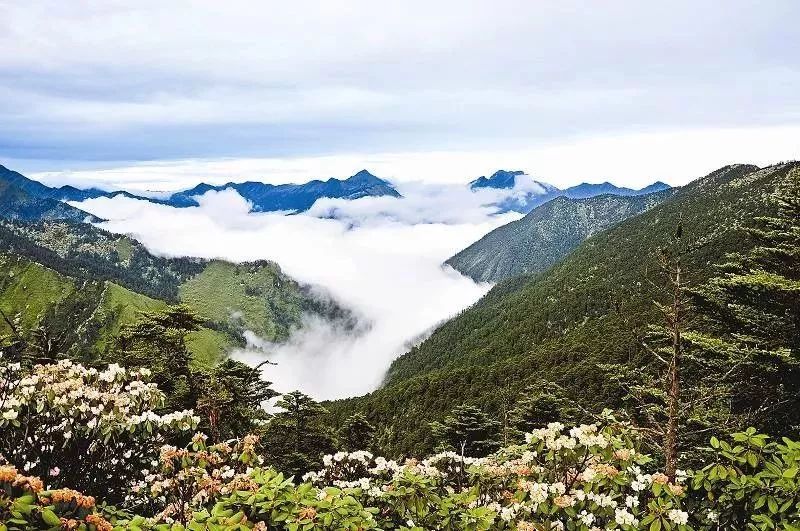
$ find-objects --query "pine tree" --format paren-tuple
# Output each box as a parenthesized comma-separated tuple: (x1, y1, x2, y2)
(113, 305, 204, 410)
(194, 359, 278, 442)
(263, 390, 336, 476)
(430, 404, 501, 457)
(690, 168, 800, 434)
(339, 413, 376, 452)
(508, 382, 579, 441)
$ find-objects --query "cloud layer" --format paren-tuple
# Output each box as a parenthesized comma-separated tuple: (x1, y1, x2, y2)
(73, 187, 520, 399)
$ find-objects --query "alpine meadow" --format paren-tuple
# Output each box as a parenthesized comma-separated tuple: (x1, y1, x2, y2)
(1, 2, 800, 530)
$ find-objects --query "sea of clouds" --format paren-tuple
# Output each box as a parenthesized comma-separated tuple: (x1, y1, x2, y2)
(72, 181, 525, 400)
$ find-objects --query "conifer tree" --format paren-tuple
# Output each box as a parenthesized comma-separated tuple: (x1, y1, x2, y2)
(339, 413, 376, 451)
(263, 390, 336, 476)
(430, 404, 501, 457)
(507, 382, 579, 441)
(194, 359, 277, 442)
(690, 168, 800, 434)
(113, 305, 204, 410)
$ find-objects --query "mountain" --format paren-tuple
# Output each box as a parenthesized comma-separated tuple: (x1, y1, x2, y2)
(562, 180, 671, 199)
(135, 169, 402, 212)
(0, 165, 101, 222)
(2, 163, 402, 217)
(446, 189, 675, 283)
(0, 218, 353, 363)
(468, 169, 672, 214)
(328, 162, 797, 456)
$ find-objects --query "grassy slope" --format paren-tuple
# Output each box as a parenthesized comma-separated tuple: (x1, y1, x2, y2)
(0, 253, 232, 365)
(178, 260, 306, 342)
(327, 163, 798, 456)
(0, 254, 75, 332)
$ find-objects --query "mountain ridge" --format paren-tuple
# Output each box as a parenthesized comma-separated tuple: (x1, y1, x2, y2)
(469, 169, 672, 213)
(447, 188, 676, 282)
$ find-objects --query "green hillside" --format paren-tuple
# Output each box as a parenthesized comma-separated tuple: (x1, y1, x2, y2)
(0, 219, 349, 365)
(446, 189, 674, 282)
(327, 162, 798, 456)
(180, 260, 311, 342)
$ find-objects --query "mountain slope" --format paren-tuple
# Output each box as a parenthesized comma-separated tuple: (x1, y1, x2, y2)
(0, 165, 100, 222)
(161, 169, 401, 211)
(0, 219, 352, 362)
(562, 180, 671, 199)
(447, 189, 674, 282)
(328, 162, 797, 456)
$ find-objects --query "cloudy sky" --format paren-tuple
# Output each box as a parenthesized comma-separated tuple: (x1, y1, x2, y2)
(2, 0, 799, 189)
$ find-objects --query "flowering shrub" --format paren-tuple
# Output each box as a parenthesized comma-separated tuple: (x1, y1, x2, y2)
(690, 427, 800, 529)
(300, 420, 692, 530)
(0, 355, 199, 503)
(0, 461, 115, 530)
(2, 351, 798, 529)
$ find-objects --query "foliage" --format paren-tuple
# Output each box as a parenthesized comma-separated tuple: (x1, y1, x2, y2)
(430, 405, 502, 457)
(0, 355, 198, 504)
(261, 391, 337, 477)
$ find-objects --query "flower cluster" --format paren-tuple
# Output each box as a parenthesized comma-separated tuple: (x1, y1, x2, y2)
(0, 355, 199, 502)
(0, 459, 113, 530)
(298, 421, 691, 530)
(128, 433, 263, 525)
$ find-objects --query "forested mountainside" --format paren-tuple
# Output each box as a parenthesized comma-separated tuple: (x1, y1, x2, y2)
(328, 162, 798, 456)
(447, 189, 675, 282)
(0, 219, 350, 363)
(0, 165, 100, 222)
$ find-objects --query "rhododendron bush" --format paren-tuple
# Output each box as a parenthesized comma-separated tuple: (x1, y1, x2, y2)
(2, 355, 800, 529)
(0, 354, 199, 503)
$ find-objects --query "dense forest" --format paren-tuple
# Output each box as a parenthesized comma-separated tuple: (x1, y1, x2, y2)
(0, 162, 798, 529)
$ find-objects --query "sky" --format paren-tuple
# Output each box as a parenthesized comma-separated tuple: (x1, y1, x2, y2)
(2, 1, 799, 189)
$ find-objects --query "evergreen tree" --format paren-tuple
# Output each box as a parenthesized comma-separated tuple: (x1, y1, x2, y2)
(113, 305, 204, 410)
(262, 390, 336, 476)
(430, 405, 501, 457)
(508, 382, 579, 441)
(339, 413, 376, 452)
(689, 169, 800, 435)
(194, 359, 278, 442)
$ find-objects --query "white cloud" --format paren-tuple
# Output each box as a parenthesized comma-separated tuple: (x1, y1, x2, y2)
(72, 187, 517, 399)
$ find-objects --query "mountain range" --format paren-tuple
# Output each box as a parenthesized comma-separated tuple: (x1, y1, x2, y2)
(446, 188, 675, 282)
(328, 162, 798, 455)
(56, 169, 402, 213)
(470, 169, 671, 213)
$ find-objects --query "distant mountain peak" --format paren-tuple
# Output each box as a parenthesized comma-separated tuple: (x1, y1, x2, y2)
(470, 169, 526, 190)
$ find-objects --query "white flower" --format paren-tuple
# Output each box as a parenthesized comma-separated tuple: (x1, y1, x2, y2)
(578, 510, 595, 526)
(707, 510, 718, 522)
(668, 509, 689, 525)
(615, 508, 637, 526)
(625, 495, 639, 508)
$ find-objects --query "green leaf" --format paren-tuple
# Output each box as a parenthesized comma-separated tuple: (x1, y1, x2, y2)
(41, 509, 61, 527)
